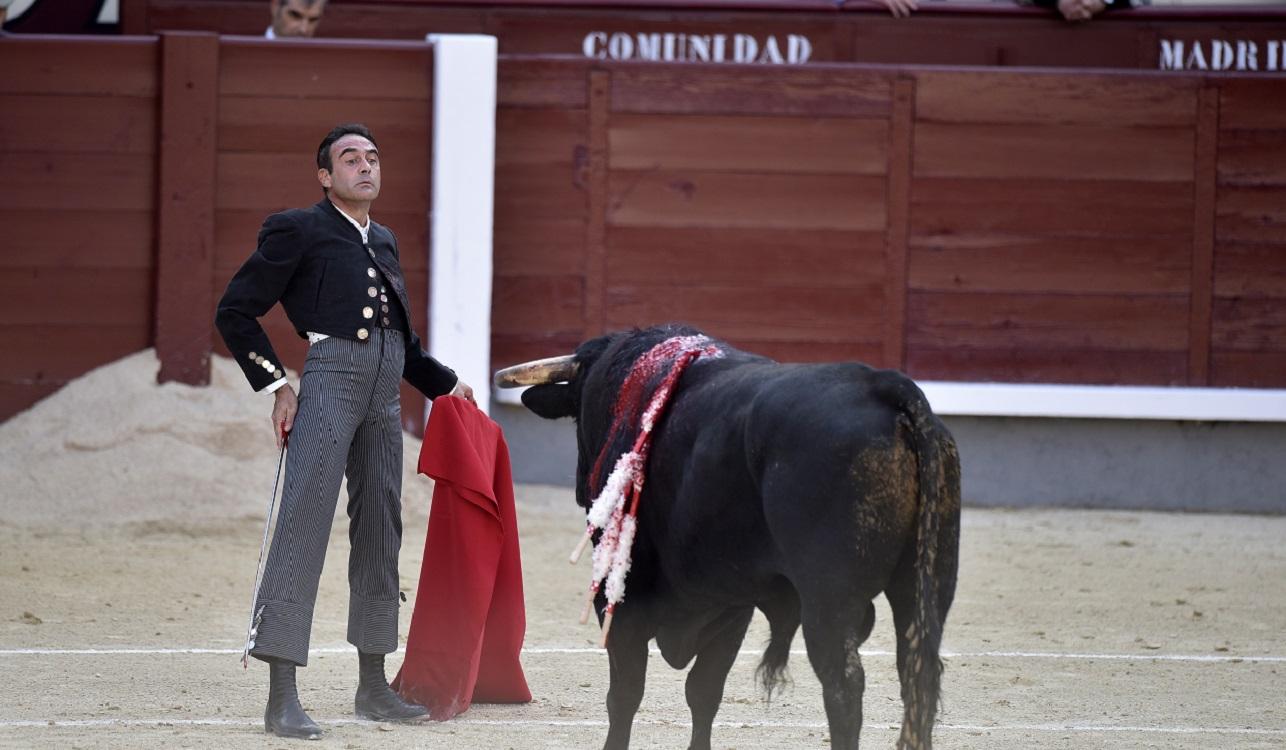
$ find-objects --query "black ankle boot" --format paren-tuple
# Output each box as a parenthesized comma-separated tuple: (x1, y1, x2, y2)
(355, 651, 429, 722)
(265, 659, 323, 740)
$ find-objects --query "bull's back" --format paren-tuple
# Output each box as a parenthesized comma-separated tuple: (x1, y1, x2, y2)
(744, 363, 921, 586)
(639, 360, 920, 601)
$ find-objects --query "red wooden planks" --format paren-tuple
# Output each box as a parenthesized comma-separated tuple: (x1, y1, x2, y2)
(0, 268, 152, 328)
(909, 236, 1191, 295)
(606, 283, 883, 342)
(1213, 242, 1286, 298)
(492, 275, 587, 338)
(217, 39, 432, 99)
(155, 32, 220, 386)
(1211, 351, 1286, 388)
(1212, 79, 1286, 387)
(495, 219, 587, 277)
(1217, 129, 1286, 187)
(1188, 83, 1218, 385)
(1218, 79, 1286, 131)
(906, 291, 1190, 352)
(608, 170, 886, 230)
(0, 37, 158, 96)
(610, 64, 893, 117)
(0, 210, 153, 270)
(610, 114, 887, 174)
(911, 177, 1194, 238)
(583, 69, 611, 339)
(1215, 185, 1286, 243)
(0, 95, 156, 154)
(497, 107, 587, 167)
(883, 76, 914, 370)
(498, 57, 592, 108)
(0, 325, 150, 382)
(1212, 298, 1286, 351)
(915, 71, 1198, 127)
(913, 122, 1195, 182)
(3, 152, 155, 212)
(906, 346, 1189, 386)
(607, 226, 885, 288)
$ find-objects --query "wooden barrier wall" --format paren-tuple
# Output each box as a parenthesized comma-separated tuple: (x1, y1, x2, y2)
(2, 36, 1284, 428)
(130, 0, 1286, 73)
(0, 37, 159, 418)
(0, 34, 436, 428)
(492, 60, 1286, 388)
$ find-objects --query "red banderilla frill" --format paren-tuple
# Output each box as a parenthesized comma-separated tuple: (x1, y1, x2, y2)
(568, 335, 723, 647)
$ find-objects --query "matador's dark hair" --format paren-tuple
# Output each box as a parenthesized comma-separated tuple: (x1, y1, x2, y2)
(316, 123, 378, 173)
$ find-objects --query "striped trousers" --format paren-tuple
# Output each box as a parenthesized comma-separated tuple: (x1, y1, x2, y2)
(250, 328, 407, 667)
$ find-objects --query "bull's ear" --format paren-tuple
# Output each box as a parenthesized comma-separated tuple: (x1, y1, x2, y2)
(521, 383, 577, 420)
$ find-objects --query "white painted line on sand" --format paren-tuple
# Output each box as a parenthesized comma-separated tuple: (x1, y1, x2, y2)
(940, 649, 1283, 664)
(0, 647, 354, 656)
(2, 646, 1282, 664)
(0, 717, 1282, 736)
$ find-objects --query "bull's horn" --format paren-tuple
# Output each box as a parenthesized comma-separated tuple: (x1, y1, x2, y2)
(493, 355, 579, 388)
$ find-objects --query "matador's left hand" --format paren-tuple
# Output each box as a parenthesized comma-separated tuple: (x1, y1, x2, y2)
(450, 379, 476, 405)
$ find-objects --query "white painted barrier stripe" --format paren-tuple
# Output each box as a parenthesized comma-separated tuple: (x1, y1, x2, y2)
(0, 717, 1282, 736)
(427, 33, 497, 418)
(2, 646, 1282, 664)
(918, 381, 1286, 422)
(494, 381, 1286, 422)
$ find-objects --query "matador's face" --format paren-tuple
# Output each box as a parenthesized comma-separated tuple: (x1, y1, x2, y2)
(320, 134, 381, 205)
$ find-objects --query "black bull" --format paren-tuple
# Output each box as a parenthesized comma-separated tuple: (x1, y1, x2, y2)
(499, 325, 961, 750)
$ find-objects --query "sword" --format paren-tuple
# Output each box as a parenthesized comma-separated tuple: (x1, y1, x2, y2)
(241, 423, 289, 669)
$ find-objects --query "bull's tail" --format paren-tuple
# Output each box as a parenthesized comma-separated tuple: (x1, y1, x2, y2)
(755, 610, 794, 701)
(872, 370, 961, 750)
(755, 587, 801, 702)
(755, 623, 792, 701)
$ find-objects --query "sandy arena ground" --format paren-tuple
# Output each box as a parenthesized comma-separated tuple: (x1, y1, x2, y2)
(3, 484, 1285, 750)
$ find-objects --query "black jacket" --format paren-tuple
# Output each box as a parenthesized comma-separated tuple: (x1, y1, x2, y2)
(215, 200, 457, 398)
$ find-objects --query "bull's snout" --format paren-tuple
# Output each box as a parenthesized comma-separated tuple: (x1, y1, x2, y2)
(493, 355, 579, 388)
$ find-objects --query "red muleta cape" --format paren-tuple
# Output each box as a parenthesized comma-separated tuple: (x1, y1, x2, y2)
(392, 396, 532, 719)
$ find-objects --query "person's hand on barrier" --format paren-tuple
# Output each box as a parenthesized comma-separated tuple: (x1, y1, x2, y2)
(1057, 0, 1105, 21)
(450, 379, 476, 406)
(272, 385, 297, 449)
(876, 0, 918, 18)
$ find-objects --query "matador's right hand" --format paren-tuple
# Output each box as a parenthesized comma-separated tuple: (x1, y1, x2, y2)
(272, 385, 297, 450)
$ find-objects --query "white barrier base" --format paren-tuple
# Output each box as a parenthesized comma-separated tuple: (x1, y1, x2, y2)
(494, 381, 1286, 423)
(427, 34, 498, 416)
